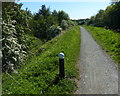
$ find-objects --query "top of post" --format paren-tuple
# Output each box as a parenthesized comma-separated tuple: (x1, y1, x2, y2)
(58, 53, 64, 59)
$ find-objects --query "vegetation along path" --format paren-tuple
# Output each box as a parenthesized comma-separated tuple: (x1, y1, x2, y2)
(75, 27, 118, 94)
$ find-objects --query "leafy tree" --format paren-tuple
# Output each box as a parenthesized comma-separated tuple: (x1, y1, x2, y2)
(107, 2, 120, 30)
(34, 5, 51, 20)
(89, 2, 120, 32)
(57, 10, 70, 25)
(33, 6, 55, 40)
(32, 5, 63, 41)
(52, 10, 58, 17)
(52, 10, 59, 25)
(94, 9, 105, 27)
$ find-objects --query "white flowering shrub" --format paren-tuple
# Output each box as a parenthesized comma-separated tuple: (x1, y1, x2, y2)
(2, 19, 27, 72)
(2, 2, 33, 72)
(48, 25, 62, 39)
(60, 20, 68, 30)
(60, 20, 76, 30)
(56, 26, 62, 33)
(67, 20, 77, 27)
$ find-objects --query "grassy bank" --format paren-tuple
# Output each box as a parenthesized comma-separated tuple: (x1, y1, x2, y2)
(3, 26, 80, 94)
(83, 26, 120, 67)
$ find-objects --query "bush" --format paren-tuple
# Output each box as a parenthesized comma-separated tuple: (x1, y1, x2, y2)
(60, 20, 76, 30)
(48, 25, 62, 39)
(2, 20, 26, 72)
(60, 20, 69, 30)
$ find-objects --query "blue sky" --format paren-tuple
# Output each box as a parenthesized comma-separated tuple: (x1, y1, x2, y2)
(19, 2, 111, 19)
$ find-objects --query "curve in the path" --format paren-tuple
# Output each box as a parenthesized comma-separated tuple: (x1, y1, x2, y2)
(75, 27, 118, 94)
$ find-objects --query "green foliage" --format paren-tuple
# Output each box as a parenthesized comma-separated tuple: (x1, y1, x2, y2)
(2, 2, 79, 94)
(76, 19, 90, 25)
(57, 10, 70, 24)
(31, 5, 59, 41)
(3, 26, 80, 94)
(2, 2, 76, 72)
(83, 26, 120, 67)
(2, 2, 33, 72)
(89, 2, 120, 31)
(31, 5, 73, 41)
(46, 79, 76, 94)
(60, 20, 69, 30)
(60, 20, 77, 30)
(94, 10, 105, 27)
(48, 25, 62, 39)
(2, 19, 27, 72)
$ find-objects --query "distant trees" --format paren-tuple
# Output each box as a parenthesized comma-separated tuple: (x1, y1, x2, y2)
(104, 2, 120, 30)
(77, 2, 120, 32)
(76, 19, 90, 25)
(88, 2, 120, 32)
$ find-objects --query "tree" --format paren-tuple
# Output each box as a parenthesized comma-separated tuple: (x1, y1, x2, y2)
(94, 9, 105, 27)
(90, 2, 120, 32)
(34, 5, 51, 20)
(33, 5, 60, 41)
(57, 10, 70, 25)
(52, 10, 59, 25)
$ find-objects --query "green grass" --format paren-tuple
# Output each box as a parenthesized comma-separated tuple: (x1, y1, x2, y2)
(82, 25, 120, 67)
(3, 26, 80, 94)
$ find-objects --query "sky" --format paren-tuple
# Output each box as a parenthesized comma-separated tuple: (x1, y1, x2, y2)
(18, 1, 111, 20)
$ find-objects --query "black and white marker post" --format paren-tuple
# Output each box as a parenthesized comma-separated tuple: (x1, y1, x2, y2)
(58, 53, 65, 79)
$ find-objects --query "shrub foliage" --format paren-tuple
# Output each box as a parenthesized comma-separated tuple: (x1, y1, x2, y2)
(2, 2, 76, 72)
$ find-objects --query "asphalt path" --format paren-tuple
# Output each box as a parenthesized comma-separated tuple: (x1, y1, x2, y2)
(75, 27, 118, 94)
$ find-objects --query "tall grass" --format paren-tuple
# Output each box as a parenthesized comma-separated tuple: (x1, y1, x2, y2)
(83, 26, 120, 67)
(3, 26, 80, 94)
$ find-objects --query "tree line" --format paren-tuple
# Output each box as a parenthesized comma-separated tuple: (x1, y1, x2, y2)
(78, 2, 120, 32)
(2, 2, 76, 72)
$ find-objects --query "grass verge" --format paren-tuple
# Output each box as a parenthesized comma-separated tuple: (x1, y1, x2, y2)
(82, 25, 120, 67)
(3, 26, 80, 94)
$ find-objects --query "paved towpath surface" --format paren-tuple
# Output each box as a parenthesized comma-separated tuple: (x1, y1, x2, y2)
(75, 27, 118, 94)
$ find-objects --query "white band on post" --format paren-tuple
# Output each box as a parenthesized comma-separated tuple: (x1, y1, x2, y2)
(58, 53, 64, 59)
